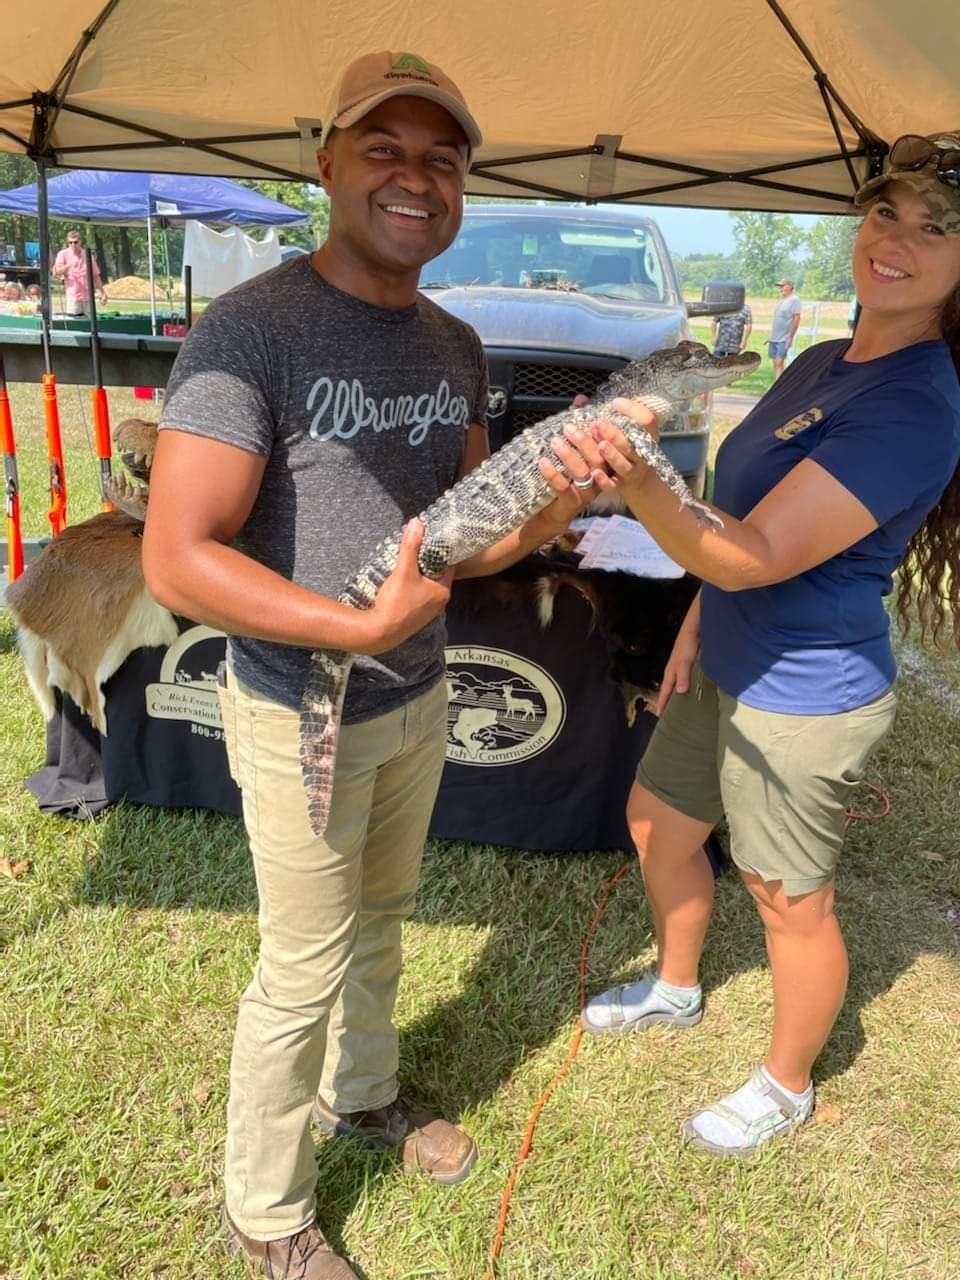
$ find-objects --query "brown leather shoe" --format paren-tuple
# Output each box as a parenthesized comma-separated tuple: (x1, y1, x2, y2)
(223, 1208, 358, 1279)
(313, 1094, 478, 1185)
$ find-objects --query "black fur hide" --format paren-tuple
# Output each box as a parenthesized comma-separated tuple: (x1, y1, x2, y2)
(451, 549, 701, 724)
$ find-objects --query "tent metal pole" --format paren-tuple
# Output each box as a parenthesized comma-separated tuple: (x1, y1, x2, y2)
(160, 222, 174, 310)
(35, 156, 53, 374)
(183, 264, 192, 331)
(146, 213, 157, 336)
(84, 246, 113, 509)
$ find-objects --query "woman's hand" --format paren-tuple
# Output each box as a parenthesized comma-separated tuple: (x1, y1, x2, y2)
(586, 397, 662, 504)
(533, 430, 611, 535)
(656, 616, 701, 717)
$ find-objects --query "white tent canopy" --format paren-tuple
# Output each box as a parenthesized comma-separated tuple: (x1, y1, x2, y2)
(2, 0, 960, 214)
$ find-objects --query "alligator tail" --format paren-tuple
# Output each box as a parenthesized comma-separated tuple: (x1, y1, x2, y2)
(299, 647, 354, 835)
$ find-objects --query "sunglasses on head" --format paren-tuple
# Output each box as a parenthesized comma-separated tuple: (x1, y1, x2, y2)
(888, 134, 960, 190)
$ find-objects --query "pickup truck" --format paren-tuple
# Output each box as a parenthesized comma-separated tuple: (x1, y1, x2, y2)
(421, 202, 737, 496)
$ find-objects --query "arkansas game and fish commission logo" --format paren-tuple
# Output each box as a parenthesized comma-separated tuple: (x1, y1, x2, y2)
(443, 646, 566, 766)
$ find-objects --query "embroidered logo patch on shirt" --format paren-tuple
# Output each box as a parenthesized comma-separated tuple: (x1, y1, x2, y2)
(774, 407, 823, 440)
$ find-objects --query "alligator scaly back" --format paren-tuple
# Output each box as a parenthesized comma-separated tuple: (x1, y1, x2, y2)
(300, 341, 759, 834)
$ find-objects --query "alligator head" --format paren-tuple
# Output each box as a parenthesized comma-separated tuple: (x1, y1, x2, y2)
(104, 417, 158, 521)
(602, 340, 760, 404)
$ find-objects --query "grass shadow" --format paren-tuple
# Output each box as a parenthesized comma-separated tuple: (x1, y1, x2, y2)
(62, 665, 958, 1257)
(78, 799, 255, 912)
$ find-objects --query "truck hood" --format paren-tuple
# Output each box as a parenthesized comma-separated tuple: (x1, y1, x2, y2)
(423, 286, 687, 361)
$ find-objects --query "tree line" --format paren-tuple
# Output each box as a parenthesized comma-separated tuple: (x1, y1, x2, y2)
(2, 154, 858, 298)
(674, 211, 858, 300)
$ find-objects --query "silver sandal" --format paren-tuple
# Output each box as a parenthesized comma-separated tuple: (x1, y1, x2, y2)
(683, 1068, 814, 1157)
(581, 971, 703, 1036)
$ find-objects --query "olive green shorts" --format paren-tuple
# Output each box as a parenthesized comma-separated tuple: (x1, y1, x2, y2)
(636, 662, 898, 896)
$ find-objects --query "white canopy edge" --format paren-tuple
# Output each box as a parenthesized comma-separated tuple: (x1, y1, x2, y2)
(2, 0, 959, 213)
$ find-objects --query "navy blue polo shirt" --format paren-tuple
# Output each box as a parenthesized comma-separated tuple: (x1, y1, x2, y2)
(700, 339, 960, 713)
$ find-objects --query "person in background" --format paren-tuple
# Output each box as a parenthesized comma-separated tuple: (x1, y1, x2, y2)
(768, 278, 802, 378)
(710, 298, 753, 356)
(51, 229, 107, 315)
(576, 130, 960, 1158)
(0, 281, 24, 314)
(848, 291, 859, 335)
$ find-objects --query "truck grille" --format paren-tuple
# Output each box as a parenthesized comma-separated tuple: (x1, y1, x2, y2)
(512, 362, 612, 400)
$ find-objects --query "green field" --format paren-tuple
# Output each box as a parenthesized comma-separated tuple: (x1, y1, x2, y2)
(2, 385, 959, 1278)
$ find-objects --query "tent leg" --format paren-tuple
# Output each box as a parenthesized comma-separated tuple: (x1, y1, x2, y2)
(146, 214, 157, 336)
(36, 159, 53, 374)
(160, 223, 174, 311)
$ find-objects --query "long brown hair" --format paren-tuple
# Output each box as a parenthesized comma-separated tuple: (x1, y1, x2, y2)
(895, 284, 960, 647)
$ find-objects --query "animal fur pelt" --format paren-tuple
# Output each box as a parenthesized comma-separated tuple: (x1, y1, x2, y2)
(4, 418, 175, 733)
(451, 549, 701, 726)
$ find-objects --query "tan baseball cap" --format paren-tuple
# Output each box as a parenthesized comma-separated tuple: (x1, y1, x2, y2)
(776, 279, 794, 287)
(319, 51, 482, 152)
(854, 131, 960, 235)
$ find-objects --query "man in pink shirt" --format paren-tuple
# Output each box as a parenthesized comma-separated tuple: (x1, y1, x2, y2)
(51, 229, 107, 315)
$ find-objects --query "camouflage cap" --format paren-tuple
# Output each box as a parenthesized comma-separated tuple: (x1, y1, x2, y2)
(855, 131, 960, 234)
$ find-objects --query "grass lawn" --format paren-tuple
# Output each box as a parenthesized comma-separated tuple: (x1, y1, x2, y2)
(688, 321, 821, 399)
(1, 393, 959, 1279)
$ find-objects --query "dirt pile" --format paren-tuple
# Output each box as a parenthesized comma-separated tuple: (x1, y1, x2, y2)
(104, 275, 183, 300)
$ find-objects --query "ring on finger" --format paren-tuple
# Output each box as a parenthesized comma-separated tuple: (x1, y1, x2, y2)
(572, 475, 594, 489)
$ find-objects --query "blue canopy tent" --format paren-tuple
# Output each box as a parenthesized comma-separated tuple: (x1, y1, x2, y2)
(0, 169, 310, 329)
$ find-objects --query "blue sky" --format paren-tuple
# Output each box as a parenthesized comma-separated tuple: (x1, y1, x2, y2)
(636, 205, 820, 258)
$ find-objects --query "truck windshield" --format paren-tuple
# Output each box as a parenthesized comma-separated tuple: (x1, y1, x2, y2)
(420, 215, 668, 302)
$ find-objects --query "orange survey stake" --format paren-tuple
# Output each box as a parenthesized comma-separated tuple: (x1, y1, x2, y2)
(0, 354, 24, 581)
(42, 370, 67, 536)
(92, 384, 113, 510)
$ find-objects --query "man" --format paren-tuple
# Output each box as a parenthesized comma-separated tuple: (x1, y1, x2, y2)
(768, 279, 802, 379)
(710, 299, 753, 357)
(143, 50, 601, 1280)
(51, 229, 107, 314)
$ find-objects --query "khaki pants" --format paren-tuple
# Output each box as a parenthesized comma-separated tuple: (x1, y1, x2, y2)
(217, 669, 448, 1240)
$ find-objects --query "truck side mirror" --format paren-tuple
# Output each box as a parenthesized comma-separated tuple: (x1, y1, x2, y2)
(685, 279, 746, 318)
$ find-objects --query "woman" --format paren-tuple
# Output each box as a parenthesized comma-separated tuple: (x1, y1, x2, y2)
(570, 132, 960, 1157)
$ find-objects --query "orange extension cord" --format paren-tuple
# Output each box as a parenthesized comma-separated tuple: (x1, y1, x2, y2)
(483, 781, 892, 1277)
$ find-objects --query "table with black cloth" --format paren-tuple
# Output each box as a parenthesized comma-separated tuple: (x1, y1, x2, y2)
(24, 556, 708, 859)
(429, 556, 701, 851)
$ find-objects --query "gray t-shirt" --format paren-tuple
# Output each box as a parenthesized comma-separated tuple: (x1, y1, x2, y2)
(159, 256, 488, 720)
(770, 292, 802, 343)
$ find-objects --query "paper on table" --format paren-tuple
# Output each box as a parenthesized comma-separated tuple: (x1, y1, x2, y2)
(577, 514, 685, 578)
(570, 517, 605, 553)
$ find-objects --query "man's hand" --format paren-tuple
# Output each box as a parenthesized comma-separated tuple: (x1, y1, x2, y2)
(356, 519, 453, 654)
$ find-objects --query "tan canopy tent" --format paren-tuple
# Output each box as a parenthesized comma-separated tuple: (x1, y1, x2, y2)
(2, 0, 960, 214)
